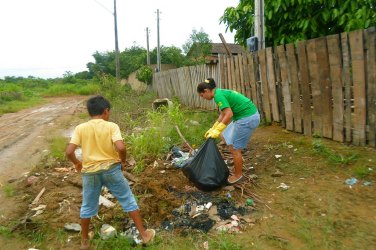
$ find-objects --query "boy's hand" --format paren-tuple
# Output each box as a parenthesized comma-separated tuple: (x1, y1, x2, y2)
(74, 162, 83, 173)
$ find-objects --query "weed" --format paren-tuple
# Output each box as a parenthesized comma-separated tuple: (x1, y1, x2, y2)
(49, 136, 68, 160)
(3, 184, 15, 197)
(353, 166, 371, 179)
(0, 226, 12, 238)
(312, 139, 358, 166)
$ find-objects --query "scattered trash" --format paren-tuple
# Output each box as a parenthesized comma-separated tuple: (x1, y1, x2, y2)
(64, 223, 81, 232)
(287, 145, 294, 149)
(246, 199, 254, 206)
(99, 195, 115, 208)
(275, 155, 282, 159)
(277, 183, 289, 190)
(226, 193, 232, 199)
(203, 241, 209, 249)
(160, 170, 166, 174)
(249, 174, 258, 180)
(100, 224, 117, 240)
(363, 181, 372, 186)
(120, 226, 142, 245)
(344, 177, 358, 186)
(54, 167, 70, 172)
(31, 204, 47, 217)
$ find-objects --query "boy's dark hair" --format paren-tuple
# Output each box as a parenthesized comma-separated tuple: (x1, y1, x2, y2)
(86, 95, 111, 116)
(197, 77, 216, 93)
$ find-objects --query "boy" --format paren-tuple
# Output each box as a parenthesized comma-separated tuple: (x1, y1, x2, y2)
(65, 95, 155, 249)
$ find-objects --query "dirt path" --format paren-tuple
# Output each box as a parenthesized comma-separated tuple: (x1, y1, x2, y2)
(0, 96, 86, 217)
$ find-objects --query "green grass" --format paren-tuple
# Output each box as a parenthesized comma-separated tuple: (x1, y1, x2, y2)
(0, 78, 100, 115)
(49, 136, 68, 160)
(3, 184, 16, 197)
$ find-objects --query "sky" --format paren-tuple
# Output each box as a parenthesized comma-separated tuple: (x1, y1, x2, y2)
(0, 0, 239, 79)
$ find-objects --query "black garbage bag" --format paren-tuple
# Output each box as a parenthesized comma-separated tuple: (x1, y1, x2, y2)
(182, 138, 229, 191)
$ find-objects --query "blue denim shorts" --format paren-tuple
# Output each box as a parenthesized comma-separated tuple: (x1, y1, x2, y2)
(80, 164, 139, 218)
(222, 112, 260, 150)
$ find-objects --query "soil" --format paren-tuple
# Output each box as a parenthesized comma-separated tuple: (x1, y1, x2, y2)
(1, 96, 376, 249)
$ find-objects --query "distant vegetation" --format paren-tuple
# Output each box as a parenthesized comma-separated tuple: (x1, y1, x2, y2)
(0, 74, 100, 115)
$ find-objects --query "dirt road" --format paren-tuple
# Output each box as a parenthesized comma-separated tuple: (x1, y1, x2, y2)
(0, 96, 86, 216)
(0, 96, 85, 183)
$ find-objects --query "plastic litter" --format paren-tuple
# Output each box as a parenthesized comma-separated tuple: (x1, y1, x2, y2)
(277, 183, 289, 190)
(363, 181, 371, 186)
(344, 177, 358, 186)
(246, 198, 254, 206)
(64, 223, 81, 232)
(100, 224, 117, 240)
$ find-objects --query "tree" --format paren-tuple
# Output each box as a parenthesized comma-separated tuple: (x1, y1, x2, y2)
(181, 28, 213, 65)
(87, 45, 147, 79)
(220, 0, 376, 47)
(136, 65, 153, 85)
(150, 46, 185, 67)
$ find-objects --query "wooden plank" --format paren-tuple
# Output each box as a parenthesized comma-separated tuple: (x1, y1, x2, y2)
(226, 56, 232, 90)
(219, 54, 226, 89)
(307, 39, 323, 136)
(327, 34, 344, 142)
(341, 32, 352, 143)
(258, 49, 272, 123)
(297, 41, 312, 136)
(366, 27, 376, 147)
(242, 53, 251, 98)
(238, 54, 246, 95)
(248, 53, 259, 109)
(286, 43, 302, 133)
(349, 29, 366, 146)
(273, 49, 285, 126)
(316, 37, 333, 139)
(266, 47, 280, 122)
(233, 55, 241, 93)
(276, 45, 293, 130)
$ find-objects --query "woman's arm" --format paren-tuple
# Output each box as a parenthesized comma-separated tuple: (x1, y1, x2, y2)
(218, 107, 233, 124)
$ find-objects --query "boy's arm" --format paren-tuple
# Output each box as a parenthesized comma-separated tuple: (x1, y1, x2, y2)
(114, 140, 126, 170)
(65, 143, 82, 172)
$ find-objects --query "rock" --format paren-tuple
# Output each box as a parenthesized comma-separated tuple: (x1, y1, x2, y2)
(271, 170, 284, 177)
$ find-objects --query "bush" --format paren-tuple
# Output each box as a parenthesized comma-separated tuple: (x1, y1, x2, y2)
(136, 66, 153, 85)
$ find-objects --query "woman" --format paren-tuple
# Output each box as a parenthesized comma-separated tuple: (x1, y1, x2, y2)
(197, 78, 260, 184)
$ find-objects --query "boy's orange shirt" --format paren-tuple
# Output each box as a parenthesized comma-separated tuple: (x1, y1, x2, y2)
(70, 119, 123, 173)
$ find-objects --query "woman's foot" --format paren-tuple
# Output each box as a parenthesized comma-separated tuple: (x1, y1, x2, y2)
(142, 229, 156, 245)
(227, 175, 244, 184)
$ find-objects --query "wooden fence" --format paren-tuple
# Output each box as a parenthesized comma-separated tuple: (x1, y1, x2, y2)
(152, 27, 376, 147)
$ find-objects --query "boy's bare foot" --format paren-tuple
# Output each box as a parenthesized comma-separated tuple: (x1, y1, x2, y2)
(80, 238, 90, 250)
(142, 229, 156, 245)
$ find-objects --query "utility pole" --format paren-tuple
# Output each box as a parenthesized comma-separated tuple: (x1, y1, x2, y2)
(156, 9, 161, 72)
(113, 0, 120, 83)
(146, 27, 150, 65)
(254, 0, 265, 49)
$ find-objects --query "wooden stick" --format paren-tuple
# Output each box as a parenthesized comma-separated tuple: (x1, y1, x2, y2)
(30, 187, 46, 207)
(175, 125, 193, 151)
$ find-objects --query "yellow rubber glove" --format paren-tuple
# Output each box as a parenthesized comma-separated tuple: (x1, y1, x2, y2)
(207, 122, 227, 139)
(204, 121, 219, 138)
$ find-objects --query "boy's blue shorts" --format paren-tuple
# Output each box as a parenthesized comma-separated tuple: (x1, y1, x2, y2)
(80, 164, 139, 218)
(222, 112, 260, 150)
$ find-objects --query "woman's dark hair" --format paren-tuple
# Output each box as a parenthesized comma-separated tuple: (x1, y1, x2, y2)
(197, 77, 216, 93)
(86, 95, 111, 116)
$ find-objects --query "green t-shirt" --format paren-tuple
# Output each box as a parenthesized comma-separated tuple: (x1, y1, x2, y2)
(214, 88, 258, 121)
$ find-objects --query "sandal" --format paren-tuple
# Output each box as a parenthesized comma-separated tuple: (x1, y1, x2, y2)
(227, 175, 244, 185)
(143, 229, 156, 245)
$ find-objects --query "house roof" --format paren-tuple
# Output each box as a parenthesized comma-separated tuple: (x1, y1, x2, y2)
(210, 43, 246, 55)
